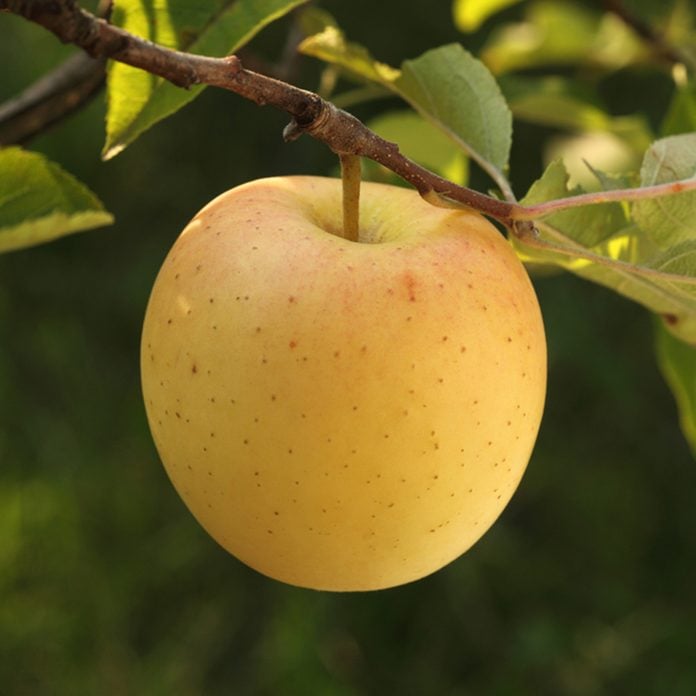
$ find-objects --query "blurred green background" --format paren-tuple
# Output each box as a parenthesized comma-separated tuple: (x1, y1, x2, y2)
(1, 2, 695, 694)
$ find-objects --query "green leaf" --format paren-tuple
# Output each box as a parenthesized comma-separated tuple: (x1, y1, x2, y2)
(0, 147, 113, 254)
(452, 0, 522, 33)
(301, 30, 511, 184)
(104, 0, 307, 159)
(298, 25, 400, 87)
(655, 320, 696, 457)
(518, 159, 696, 343)
(522, 160, 628, 247)
(395, 44, 512, 175)
(661, 83, 696, 136)
(632, 134, 696, 249)
(583, 163, 637, 192)
(366, 111, 468, 186)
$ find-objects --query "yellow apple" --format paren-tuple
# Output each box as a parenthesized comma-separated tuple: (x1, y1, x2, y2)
(141, 176, 546, 591)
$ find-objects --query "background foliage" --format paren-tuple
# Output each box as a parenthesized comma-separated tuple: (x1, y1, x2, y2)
(1, 1, 695, 694)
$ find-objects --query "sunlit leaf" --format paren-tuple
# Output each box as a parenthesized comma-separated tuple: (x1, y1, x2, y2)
(518, 159, 696, 343)
(0, 148, 113, 254)
(104, 0, 307, 159)
(655, 320, 696, 457)
(452, 0, 522, 33)
(298, 26, 399, 86)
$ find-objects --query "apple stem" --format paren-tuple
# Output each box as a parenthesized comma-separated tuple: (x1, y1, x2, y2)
(340, 154, 361, 242)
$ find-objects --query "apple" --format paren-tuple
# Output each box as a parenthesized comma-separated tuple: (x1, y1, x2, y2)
(141, 176, 546, 591)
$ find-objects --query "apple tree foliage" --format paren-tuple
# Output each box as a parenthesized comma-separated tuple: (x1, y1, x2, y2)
(1, 0, 695, 454)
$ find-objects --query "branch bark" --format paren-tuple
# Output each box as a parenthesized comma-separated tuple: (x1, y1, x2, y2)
(2, 0, 695, 232)
(0, 0, 521, 226)
(517, 178, 696, 220)
(0, 52, 105, 145)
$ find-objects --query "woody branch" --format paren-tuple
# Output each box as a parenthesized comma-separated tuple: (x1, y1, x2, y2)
(0, 0, 519, 224)
(3, 0, 696, 233)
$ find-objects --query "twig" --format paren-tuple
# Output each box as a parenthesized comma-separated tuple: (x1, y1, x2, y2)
(518, 178, 696, 220)
(3, 0, 696, 233)
(0, 52, 105, 145)
(603, 0, 687, 67)
(0, 0, 520, 225)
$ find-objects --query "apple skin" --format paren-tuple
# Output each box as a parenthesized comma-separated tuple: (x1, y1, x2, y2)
(141, 176, 546, 591)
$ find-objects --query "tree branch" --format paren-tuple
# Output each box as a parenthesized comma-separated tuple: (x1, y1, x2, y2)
(602, 0, 689, 68)
(0, 0, 521, 226)
(3, 0, 695, 234)
(517, 178, 696, 220)
(0, 52, 105, 145)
